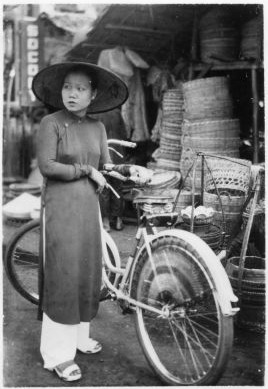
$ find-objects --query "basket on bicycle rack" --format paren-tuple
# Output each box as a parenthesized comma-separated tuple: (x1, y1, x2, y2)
(203, 157, 252, 243)
(181, 214, 214, 225)
(133, 192, 174, 214)
(204, 157, 251, 194)
(181, 205, 215, 226)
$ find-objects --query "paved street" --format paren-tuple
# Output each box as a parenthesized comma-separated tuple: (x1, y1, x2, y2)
(2, 222, 265, 386)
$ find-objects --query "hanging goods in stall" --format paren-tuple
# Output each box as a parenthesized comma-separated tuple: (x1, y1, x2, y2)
(240, 14, 263, 61)
(97, 46, 134, 78)
(199, 7, 239, 63)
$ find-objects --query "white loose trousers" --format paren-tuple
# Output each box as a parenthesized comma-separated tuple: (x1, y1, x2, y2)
(40, 313, 91, 369)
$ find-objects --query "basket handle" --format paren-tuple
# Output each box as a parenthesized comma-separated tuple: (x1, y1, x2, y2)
(219, 191, 232, 200)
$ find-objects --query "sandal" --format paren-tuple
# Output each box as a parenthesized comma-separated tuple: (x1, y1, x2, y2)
(77, 338, 102, 354)
(49, 360, 82, 382)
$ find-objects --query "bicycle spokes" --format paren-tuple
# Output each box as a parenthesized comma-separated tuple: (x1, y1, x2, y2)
(133, 236, 232, 385)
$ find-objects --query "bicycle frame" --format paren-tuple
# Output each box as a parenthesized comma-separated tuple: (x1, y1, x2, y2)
(101, 212, 239, 318)
(101, 140, 239, 318)
(101, 219, 169, 317)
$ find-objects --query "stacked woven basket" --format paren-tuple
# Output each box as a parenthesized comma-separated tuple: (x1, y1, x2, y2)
(199, 8, 239, 63)
(152, 86, 184, 171)
(240, 13, 263, 60)
(180, 76, 241, 188)
(198, 7, 263, 64)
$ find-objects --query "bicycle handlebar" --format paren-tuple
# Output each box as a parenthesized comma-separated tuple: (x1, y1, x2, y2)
(107, 139, 136, 148)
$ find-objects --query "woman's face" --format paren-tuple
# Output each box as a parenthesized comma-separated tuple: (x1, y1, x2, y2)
(61, 71, 96, 116)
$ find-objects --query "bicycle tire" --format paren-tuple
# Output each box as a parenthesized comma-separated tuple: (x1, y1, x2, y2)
(131, 235, 233, 385)
(99, 244, 116, 301)
(4, 219, 40, 305)
(4, 219, 117, 305)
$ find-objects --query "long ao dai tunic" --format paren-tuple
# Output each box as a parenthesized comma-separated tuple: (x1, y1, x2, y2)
(37, 109, 111, 324)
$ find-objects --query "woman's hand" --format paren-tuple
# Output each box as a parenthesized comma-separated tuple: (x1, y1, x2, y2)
(90, 168, 107, 194)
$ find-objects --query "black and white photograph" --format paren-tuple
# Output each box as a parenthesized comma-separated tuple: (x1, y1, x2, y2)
(1, 0, 266, 386)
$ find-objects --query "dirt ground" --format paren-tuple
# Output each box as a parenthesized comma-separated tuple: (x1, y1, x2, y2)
(2, 222, 266, 387)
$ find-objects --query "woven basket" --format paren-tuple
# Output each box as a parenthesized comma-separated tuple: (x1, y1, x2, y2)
(180, 151, 248, 191)
(199, 8, 239, 63)
(183, 77, 233, 120)
(204, 191, 246, 213)
(182, 214, 214, 226)
(204, 157, 251, 194)
(184, 100, 233, 120)
(183, 77, 231, 98)
(204, 192, 245, 243)
(200, 27, 238, 40)
(199, 7, 236, 29)
(226, 256, 265, 333)
(182, 118, 240, 138)
(182, 134, 240, 150)
(200, 37, 239, 63)
(169, 188, 200, 216)
(240, 14, 263, 60)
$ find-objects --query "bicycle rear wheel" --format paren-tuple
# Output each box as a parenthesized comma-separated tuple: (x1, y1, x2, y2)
(4, 219, 117, 305)
(131, 235, 233, 385)
(4, 219, 40, 305)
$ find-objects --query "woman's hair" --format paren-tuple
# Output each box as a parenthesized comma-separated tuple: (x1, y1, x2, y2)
(63, 65, 98, 90)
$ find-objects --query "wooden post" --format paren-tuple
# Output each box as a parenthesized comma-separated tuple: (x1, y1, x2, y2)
(201, 154, 204, 205)
(251, 68, 259, 163)
(188, 10, 198, 81)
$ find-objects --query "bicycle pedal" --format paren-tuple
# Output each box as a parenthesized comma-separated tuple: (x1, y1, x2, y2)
(122, 306, 134, 315)
(118, 300, 134, 315)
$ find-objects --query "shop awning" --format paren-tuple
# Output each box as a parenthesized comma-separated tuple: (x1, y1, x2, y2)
(65, 3, 259, 65)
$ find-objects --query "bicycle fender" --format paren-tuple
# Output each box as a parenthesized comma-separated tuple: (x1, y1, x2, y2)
(130, 229, 238, 317)
(102, 229, 121, 268)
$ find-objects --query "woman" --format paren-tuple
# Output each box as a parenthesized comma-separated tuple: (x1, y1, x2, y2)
(32, 61, 128, 382)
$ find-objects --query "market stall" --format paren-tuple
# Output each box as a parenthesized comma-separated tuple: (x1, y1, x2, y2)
(3, 3, 265, 332)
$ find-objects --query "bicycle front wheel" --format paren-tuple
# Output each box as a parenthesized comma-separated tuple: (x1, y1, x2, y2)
(4, 219, 40, 305)
(131, 235, 233, 386)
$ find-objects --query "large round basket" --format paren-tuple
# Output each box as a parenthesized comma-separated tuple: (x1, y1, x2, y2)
(164, 188, 201, 216)
(240, 14, 263, 60)
(200, 37, 239, 63)
(179, 222, 223, 253)
(182, 119, 240, 139)
(226, 256, 265, 333)
(199, 7, 237, 29)
(203, 191, 246, 243)
(199, 7, 239, 63)
(182, 134, 241, 154)
(183, 77, 234, 120)
(179, 148, 242, 190)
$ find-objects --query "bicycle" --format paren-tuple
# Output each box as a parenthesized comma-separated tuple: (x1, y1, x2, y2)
(4, 141, 239, 385)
